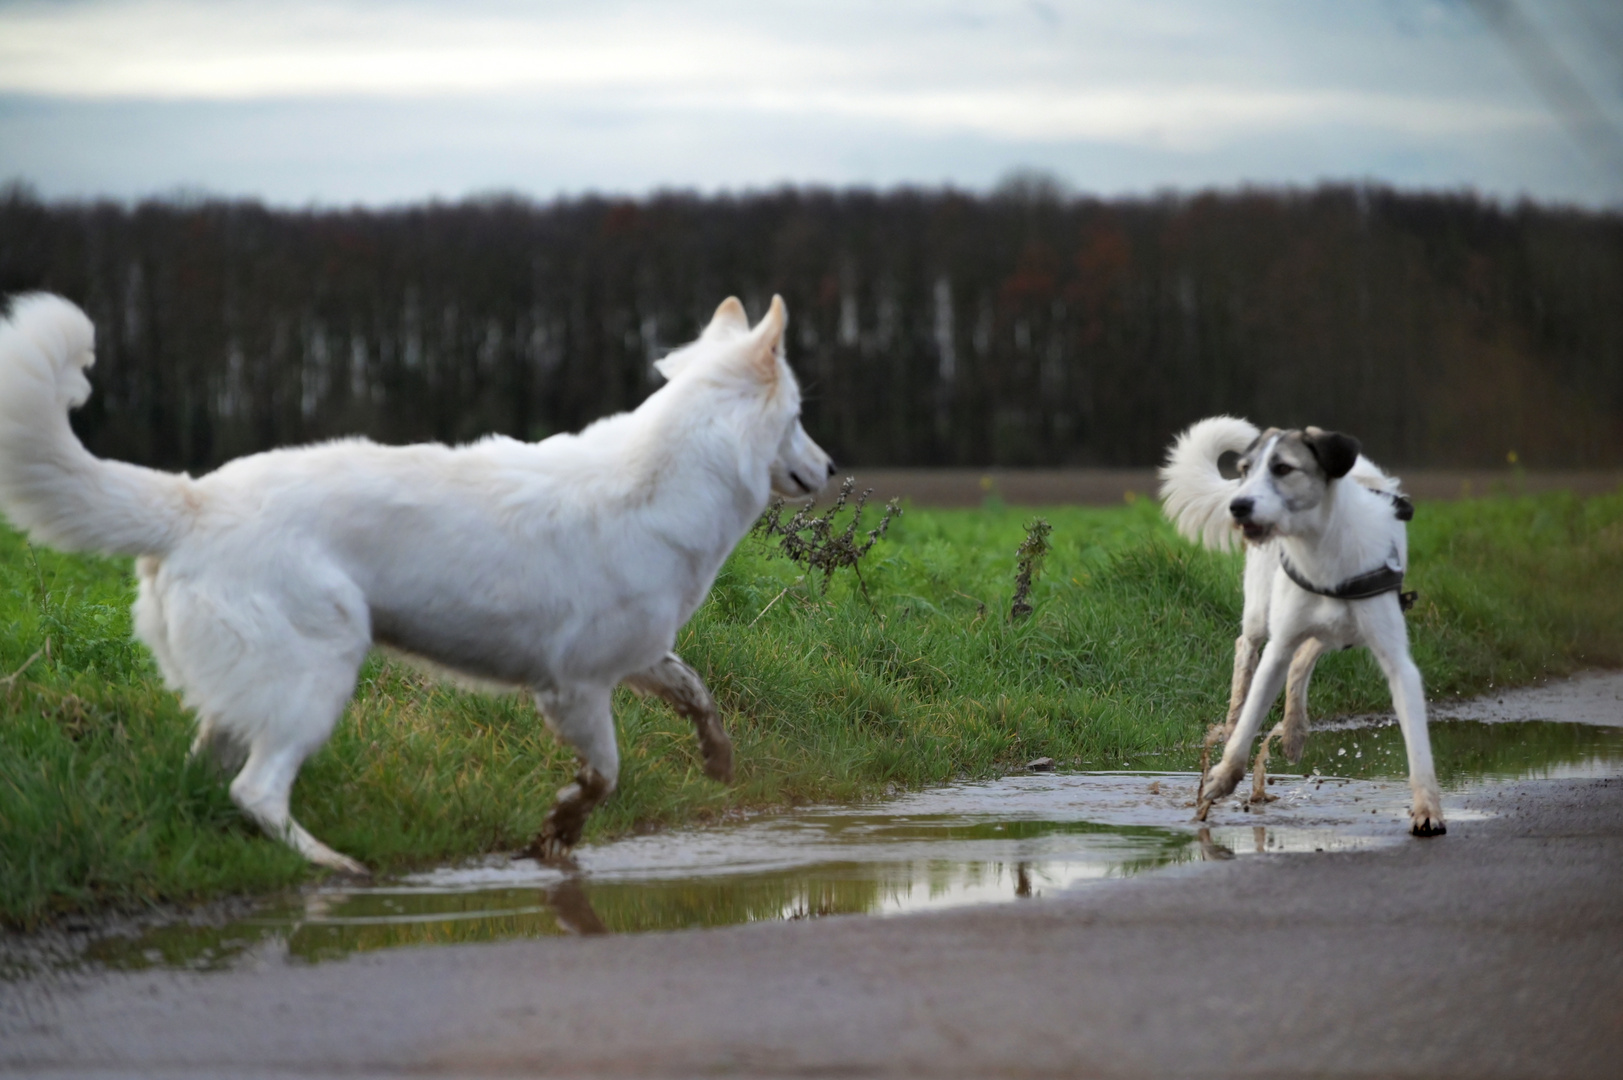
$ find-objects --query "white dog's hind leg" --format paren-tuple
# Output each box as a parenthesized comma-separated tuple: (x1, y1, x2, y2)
(622, 652, 732, 783)
(187, 715, 247, 773)
(230, 740, 368, 874)
(528, 683, 619, 864)
(166, 568, 371, 873)
(224, 645, 370, 874)
(1357, 601, 1445, 837)
(1198, 637, 1295, 818)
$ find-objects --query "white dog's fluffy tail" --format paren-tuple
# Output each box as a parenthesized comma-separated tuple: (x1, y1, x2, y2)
(1158, 415, 1259, 552)
(0, 294, 195, 555)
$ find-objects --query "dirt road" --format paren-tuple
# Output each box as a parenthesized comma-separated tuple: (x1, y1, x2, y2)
(4, 674, 1622, 1079)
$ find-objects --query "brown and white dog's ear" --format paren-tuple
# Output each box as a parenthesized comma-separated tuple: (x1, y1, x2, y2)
(746, 295, 787, 383)
(1303, 427, 1361, 480)
(702, 296, 750, 341)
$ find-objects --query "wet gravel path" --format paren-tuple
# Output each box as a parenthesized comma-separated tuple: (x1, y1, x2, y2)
(4, 675, 1622, 1080)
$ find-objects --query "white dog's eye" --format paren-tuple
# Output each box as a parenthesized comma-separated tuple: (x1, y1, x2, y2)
(1270, 461, 1294, 477)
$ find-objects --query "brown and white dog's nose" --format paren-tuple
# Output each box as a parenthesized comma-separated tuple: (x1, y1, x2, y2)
(1229, 497, 1254, 520)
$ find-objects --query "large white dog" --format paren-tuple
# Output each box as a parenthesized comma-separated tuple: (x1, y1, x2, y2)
(1160, 416, 1445, 837)
(0, 293, 833, 872)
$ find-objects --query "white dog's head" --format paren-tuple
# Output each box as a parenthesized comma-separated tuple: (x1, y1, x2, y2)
(1228, 426, 1361, 544)
(656, 295, 834, 500)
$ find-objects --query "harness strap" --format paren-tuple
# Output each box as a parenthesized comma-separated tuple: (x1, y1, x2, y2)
(1280, 549, 1417, 612)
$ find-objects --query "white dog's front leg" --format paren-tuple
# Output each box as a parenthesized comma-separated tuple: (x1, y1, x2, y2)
(1357, 599, 1445, 837)
(1199, 637, 1295, 817)
(529, 683, 620, 863)
(622, 652, 732, 783)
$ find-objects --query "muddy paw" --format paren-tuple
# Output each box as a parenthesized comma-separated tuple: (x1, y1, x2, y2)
(1281, 726, 1307, 765)
(1201, 764, 1242, 804)
(1409, 811, 1447, 838)
(700, 734, 734, 784)
(323, 859, 373, 881)
(304, 841, 371, 878)
(1409, 786, 1446, 837)
(529, 803, 587, 864)
(526, 833, 579, 867)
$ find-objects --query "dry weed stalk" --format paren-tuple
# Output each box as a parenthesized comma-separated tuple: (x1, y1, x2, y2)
(1009, 517, 1052, 620)
(755, 477, 901, 604)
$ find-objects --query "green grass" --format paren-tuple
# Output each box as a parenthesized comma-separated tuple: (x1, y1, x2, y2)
(2, 490, 1621, 927)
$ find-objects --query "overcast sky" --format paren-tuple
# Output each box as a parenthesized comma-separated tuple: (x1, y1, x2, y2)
(1, 0, 1619, 207)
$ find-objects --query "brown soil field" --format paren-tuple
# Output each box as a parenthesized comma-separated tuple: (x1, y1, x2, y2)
(833, 468, 1623, 507)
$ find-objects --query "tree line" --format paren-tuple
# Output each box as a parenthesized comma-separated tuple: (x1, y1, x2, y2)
(1, 182, 1620, 471)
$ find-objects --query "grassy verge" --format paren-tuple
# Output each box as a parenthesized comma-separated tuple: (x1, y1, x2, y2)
(3, 490, 1621, 927)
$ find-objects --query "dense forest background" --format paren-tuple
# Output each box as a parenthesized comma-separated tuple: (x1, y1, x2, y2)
(1, 182, 1620, 471)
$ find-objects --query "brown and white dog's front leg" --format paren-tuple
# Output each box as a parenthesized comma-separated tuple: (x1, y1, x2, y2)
(1199, 636, 1296, 819)
(528, 683, 619, 864)
(1248, 637, 1332, 802)
(1356, 599, 1445, 837)
(1198, 634, 1262, 807)
(622, 652, 733, 783)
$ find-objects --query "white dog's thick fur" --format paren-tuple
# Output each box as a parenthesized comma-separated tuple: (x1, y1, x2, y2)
(1160, 415, 1444, 837)
(0, 292, 833, 871)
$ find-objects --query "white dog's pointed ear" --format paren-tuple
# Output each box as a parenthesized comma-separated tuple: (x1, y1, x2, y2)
(747, 295, 787, 381)
(702, 296, 750, 341)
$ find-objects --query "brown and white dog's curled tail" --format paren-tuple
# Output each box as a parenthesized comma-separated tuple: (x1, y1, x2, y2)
(1158, 415, 1260, 553)
(0, 293, 195, 556)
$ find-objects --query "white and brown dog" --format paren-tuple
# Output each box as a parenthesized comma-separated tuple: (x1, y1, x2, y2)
(0, 293, 834, 872)
(1160, 416, 1444, 837)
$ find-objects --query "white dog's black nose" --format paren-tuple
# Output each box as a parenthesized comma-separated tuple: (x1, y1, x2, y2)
(826, 461, 837, 478)
(1229, 497, 1254, 520)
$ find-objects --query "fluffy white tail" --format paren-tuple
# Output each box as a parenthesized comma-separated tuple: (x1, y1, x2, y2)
(1158, 415, 1259, 552)
(0, 294, 195, 555)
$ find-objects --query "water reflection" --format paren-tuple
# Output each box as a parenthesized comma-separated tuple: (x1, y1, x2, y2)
(69, 718, 1623, 973)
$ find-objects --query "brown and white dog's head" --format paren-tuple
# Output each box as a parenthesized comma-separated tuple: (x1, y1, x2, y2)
(1227, 426, 1361, 544)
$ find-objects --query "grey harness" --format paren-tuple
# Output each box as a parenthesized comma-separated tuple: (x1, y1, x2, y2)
(1279, 491, 1418, 612)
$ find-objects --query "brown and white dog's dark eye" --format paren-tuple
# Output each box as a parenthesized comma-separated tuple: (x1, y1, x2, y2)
(1270, 461, 1294, 477)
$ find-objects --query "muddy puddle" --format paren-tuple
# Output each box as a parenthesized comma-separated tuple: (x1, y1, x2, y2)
(48, 718, 1623, 973)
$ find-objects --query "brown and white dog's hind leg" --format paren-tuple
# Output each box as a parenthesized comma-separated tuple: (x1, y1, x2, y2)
(1223, 634, 1263, 737)
(1249, 725, 1281, 804)
(622, 652, 733, 783)
(1281, 636, 1332, 763)
(528, 683, 620, 864)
